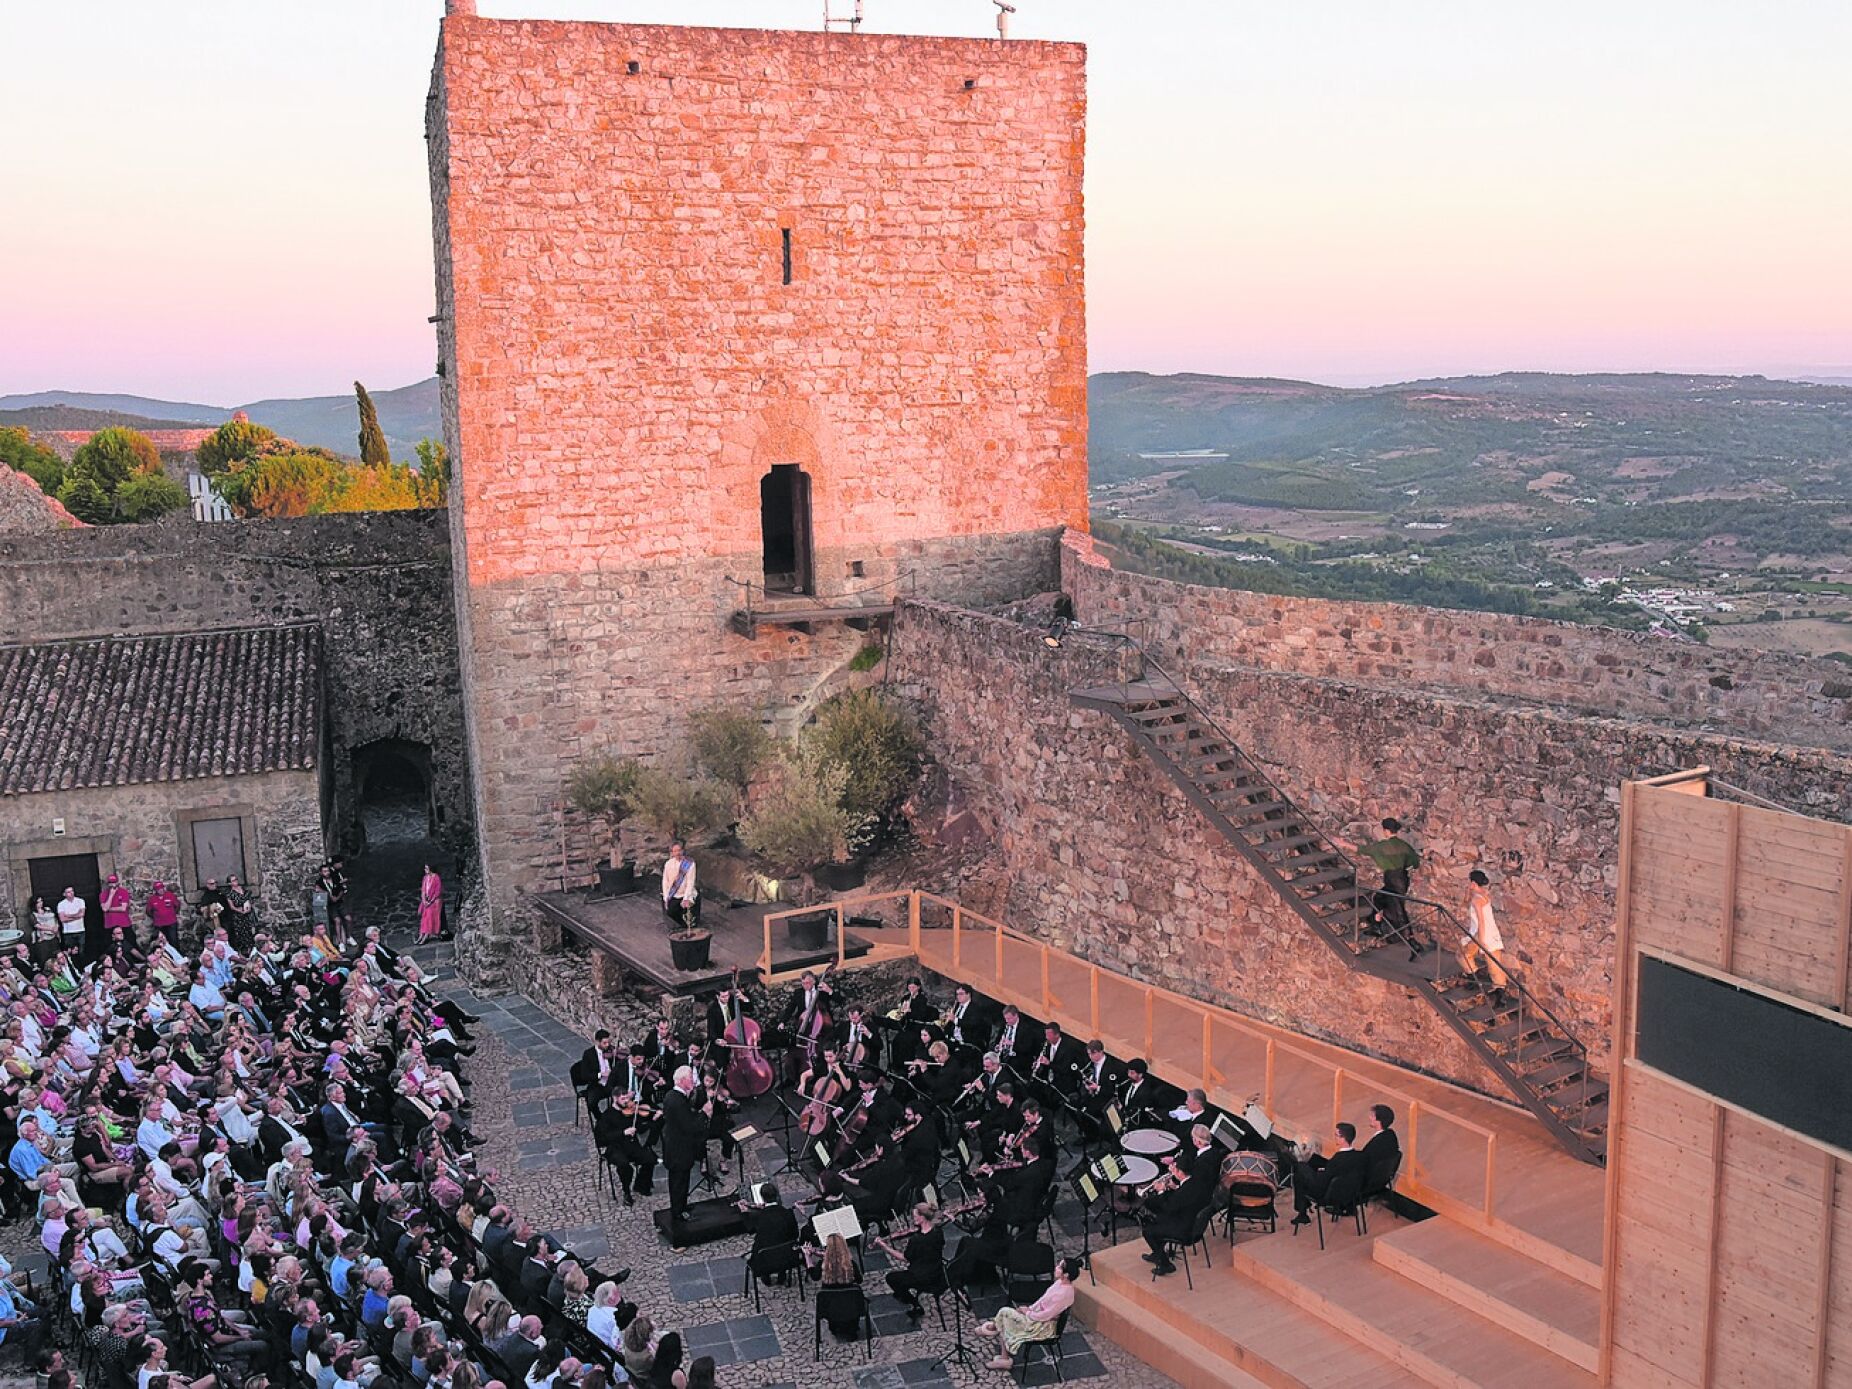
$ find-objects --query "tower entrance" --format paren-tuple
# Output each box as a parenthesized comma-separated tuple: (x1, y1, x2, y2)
(760, 463, 813, 595)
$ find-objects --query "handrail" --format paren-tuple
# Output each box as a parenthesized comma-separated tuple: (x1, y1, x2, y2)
(726, 567, 919, 622)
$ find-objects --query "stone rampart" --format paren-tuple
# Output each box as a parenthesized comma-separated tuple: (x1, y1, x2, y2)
(1062, 531, 1852, 753)
(889, 593, 1852, 1094)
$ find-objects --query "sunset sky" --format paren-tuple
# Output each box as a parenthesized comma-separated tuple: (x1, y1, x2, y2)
(3, 0, 1848, 403)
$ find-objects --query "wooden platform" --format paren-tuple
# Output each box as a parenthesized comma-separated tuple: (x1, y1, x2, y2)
(531, 890, 872, 996)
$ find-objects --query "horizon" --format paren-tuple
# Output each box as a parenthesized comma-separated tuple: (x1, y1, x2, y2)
(2, 0, 1849, 402)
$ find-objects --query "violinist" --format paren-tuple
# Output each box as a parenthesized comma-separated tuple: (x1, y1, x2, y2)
(1140, 1123, 1219, 1277)
(991, 1114, 1054, 1212)
(875, 1202, 946, 1318)
(696, 1060, 740, 1160)
(820, 1130, 906, 1225)
(837, 1004, 880, 1071)
(837, 1072, 899, 1162)
(893, 1097, 940, 1191)
(971, 1079, 1024, 1160)
(641, 1018, 677, 1069)
(616, 1042, 658, 1105)
(594, 1090, 659, 1205)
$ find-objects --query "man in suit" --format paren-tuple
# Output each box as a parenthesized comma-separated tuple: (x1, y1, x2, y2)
(1027, 1023, 1084, 1111)
(740, 1183, 802, 1284)
(1072, 1039, 1123, 1139)
(836, 1003, 882, 1071)
(594, 1092, 659, 1204)
(941, 985, 988, 1054)
(1166, 1087, 1224, 1143)
(490, 1315, 545, 1381)
(659, 1065, 711, 1230)
(1117, 1059, 1170, 1130)
(1291, 1122, 1369, 1225)
(576, 1030, 618, 1110)
(992, 1005, 1034, 1073)
(1142, 1123, 1221, 1276)
(1360, 1104, 1401, 1191)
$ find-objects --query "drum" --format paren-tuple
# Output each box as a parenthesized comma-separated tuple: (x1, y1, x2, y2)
(1121, 1127, 1180, 1157)
(1104, 1154, 1159, 1187)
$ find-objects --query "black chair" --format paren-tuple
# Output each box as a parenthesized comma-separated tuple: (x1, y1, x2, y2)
(813, 1286, 873, 1361)
(1150, 1202, 1216, 1290)
(567, 1058, 599, 1128)
(743, 1242, 807, 1312)
(1012, 1306, 1073, 1385)
(1358, 1149, 1402, 1232)
(1005, 1239, 1055, 1305)
(1222, 1179, 1279, 1239)
(1300, 1169, 1367, 1250)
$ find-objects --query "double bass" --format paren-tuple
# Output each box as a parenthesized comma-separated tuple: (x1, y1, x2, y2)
(721, 967, 774, 1099)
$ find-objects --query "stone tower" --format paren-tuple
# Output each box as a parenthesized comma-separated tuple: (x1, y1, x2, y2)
(426, 14, 1087, 929)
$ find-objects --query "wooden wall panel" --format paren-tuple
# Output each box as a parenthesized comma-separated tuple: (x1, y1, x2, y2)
(1627, 791, 1732, 966)
(1710, 1117, 1823, 1388)
(1731, 807, 1847, 1007)
(1827, 1162, 1852, 1388)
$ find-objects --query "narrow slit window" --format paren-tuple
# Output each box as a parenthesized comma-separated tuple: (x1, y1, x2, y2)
(781, 228, 793, 285)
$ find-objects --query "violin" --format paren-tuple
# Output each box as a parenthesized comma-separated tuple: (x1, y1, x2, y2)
(721, 967, 774, 1099)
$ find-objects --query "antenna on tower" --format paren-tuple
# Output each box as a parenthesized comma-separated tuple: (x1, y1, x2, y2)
(823, 1, 864, 32)
(992, 1, 1016, 39)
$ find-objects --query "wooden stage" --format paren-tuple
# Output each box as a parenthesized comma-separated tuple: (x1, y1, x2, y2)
(530, 889, 874, 996)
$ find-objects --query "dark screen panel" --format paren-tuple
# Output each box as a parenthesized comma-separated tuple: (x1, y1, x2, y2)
(1636, 954, 1852, 1152)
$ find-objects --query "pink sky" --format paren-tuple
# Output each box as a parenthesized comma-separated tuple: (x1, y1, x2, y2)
(2, 0, 1848, 402)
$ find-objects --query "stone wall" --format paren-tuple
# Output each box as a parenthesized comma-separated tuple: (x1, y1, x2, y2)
(427, 17, 1088, 938)
(0, 768, 324, 936)
(1062, 532, 1852, 754)
(888, 596, 1852, 1093)
(0, 511, 471, 862)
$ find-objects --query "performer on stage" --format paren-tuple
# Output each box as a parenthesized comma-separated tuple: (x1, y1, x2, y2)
(1140, 1124, 1220, 1276)
(659, 1065, 710, 1227)
(661, 842, 700, 932)
(594, 1091, 659, 1205)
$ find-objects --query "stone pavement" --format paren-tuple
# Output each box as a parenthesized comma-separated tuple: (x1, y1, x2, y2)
(404, 934, 1180, 1389)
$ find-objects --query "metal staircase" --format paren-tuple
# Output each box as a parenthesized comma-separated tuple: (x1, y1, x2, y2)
(1071, 667, 1608, 1164)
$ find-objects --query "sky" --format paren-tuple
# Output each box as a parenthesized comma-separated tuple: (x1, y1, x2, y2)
(2, 1, 1849, 403)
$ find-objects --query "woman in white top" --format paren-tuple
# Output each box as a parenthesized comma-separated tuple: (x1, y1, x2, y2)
(585, 1280, 623, 1349)
(1460, 869, 1511, 997)
(29, 897, 59, 965)
(978, 1256, 1081, 1369)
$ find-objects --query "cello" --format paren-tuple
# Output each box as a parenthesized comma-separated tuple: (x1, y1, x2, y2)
(721, 967, 775, 1099)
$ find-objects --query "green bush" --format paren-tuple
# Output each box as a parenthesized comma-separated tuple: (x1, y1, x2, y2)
(0, 427, 62, 495)
(808, 690, 922, 821)
(566, 752, 642, 822)
(629, 766, 731, 843)
(114, 472, 188, 521)
(688, 708, 776, 798)
(71, 427, 159, 491)
(738, 746, 852, 877)
(196, 418, 278, 476)
(56, 469, 111, 524)
(847, 644, 884, 672)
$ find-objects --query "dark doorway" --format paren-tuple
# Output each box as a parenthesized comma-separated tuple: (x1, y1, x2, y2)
(760, 464, 813, 595)
(27, 852, 102, 937)
(353, 739, 435, 847)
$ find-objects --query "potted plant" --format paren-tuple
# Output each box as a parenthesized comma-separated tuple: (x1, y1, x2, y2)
(627, 766, 732, 970)
(566, 753, 642, 894)
(669, 926, 712, 971)
(807, 690, 922, 880)
(689, 706, 776, 824)
(739, 744, 852, 949)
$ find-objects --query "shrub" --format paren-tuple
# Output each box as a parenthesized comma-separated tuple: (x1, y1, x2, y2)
(738, 746, 852, 877)
(628, 766, 731, 844)
(0, 427, 62, 495)
(689, 708, 776, 799)
(846, 643, 884, 672)
(55, 468, 111, 524)
(114, 472, 189, 521)
(808, 690, 922, 821)
(566, 753, 642, 822)
(196, 418, 277, 476)
(70, 427, 159, 491)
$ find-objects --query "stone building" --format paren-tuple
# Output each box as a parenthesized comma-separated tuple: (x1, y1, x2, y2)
(0, 626, 327, 936)
(425, 12, 1089, 927)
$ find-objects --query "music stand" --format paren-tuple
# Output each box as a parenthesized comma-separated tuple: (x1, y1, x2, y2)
(930, 1259, 983, 1379)
(730, 1123, 758, 1189)
(1070, 1170, 1103, 1285)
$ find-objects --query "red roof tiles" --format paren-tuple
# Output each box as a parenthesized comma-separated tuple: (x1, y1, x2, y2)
(0, 626, 322, 795)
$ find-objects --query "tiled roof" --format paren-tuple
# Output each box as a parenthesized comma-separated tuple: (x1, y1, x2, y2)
(0, 626, 322, 795)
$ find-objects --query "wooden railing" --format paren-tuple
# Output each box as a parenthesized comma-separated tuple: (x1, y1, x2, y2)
(760, 886, 1504, 1223)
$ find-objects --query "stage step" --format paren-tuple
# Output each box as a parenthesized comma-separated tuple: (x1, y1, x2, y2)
(1078, 1278, 1271, 1389)
(1084, 1242, 1426, 1389)
(1370, 1218, 1599, 1373)
(1230, 1225, 1597, 1389)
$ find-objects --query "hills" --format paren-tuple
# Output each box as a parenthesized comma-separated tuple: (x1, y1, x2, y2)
(0, 378, 442, 459)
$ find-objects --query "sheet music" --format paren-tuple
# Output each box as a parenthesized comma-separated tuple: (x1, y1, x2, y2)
(1105, 1104, 1123, 1133)
(730, 1124, 759, 1142)
(811, 1204, 864, 1244)
(1077, 1172, 1100, 1204)
(1243, 1103, 1273, 1140)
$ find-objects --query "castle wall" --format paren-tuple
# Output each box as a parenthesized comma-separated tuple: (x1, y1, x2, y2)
(1063, 532, 1852, 753)
(889, 593, 1852, 1094)
(0, 512, 471, 864)
(428, 18, 1087, 933)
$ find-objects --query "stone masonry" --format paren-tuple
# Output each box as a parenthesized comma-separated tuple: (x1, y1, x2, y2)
(427, 18, 1089, 940)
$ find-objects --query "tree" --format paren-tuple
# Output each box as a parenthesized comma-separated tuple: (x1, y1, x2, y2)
(689, 708, 776, 808)
(196, 417, 277, 476)
(328, 463, 428, 513)
(245, 452, 352, 517)
(414, 438, 450, 504)
(567, 753, 643, 867)
(114, 473, 189, 522)
(355, 382, 390, 466)
(56, 468, 111, 524)
(0, 427, 62, 495)
(70, 427, 159, 492)
(627, 766, 731, 844)
(807, 690, 923, 821)
(739, 746, 852, 879)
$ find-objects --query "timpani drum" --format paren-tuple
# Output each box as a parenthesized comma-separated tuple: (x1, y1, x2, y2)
(1121, 1127, 1180, 1158)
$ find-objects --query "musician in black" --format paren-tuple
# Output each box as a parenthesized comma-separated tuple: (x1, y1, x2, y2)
(705, 982, 754, 1046)
(1027, 1022, 1083, 1112)
(577, 1029, 619, 1110)
(836, 1003, 881, 1070)
(740, 1183, 802, 1285)
(1141, 1123, 1220, 1276)
(822, 1132, 908, 1225)
(594, 1091, 659, 1205)
(952, 1051, 1004, 1119)
(941, 985, 986, 1053)
(778, 971, 828, 1041)
(616, 1043, 658, 1105)
(971, 1080, 1024, 1161)
(879, 1202, 947, 1317)
(992, 1004, 1034, 1072)
(1118, 1058, 1174, 1129)
(885, 978, 938, 1068)
(1072, 1038, 1122, 1139)
(1166, 1087, 1224, 1142)
(641, 1018, 677, 1068)
(659, 1065, 711, 1228)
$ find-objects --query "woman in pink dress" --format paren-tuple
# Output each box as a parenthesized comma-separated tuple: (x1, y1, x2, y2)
(418, 863, 445, 942)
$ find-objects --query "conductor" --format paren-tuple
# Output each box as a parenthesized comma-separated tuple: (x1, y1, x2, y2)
(660, 1064, 711, 1229)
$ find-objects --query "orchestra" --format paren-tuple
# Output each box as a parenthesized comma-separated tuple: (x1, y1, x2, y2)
(577, 961, 1389, 1299)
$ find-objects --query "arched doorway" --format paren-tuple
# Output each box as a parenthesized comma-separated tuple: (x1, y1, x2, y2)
(760, 463, 813, 595)
(352, 738, 435, 847)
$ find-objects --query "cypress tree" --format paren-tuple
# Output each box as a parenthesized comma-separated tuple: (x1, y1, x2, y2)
(355, 381, 391, 466)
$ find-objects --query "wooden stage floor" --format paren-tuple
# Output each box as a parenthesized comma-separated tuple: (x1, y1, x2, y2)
(531, 889, 872, 996)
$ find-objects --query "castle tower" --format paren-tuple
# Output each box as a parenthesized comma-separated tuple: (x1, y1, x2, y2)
(426, 14, 1087, 932)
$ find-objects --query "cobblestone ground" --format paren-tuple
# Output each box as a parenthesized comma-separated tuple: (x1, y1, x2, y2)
(397, 932, 1182, 1389)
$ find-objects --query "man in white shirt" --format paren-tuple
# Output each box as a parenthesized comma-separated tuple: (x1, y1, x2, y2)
(55, 887, 87, 946)
(661, 842, 700, 931)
